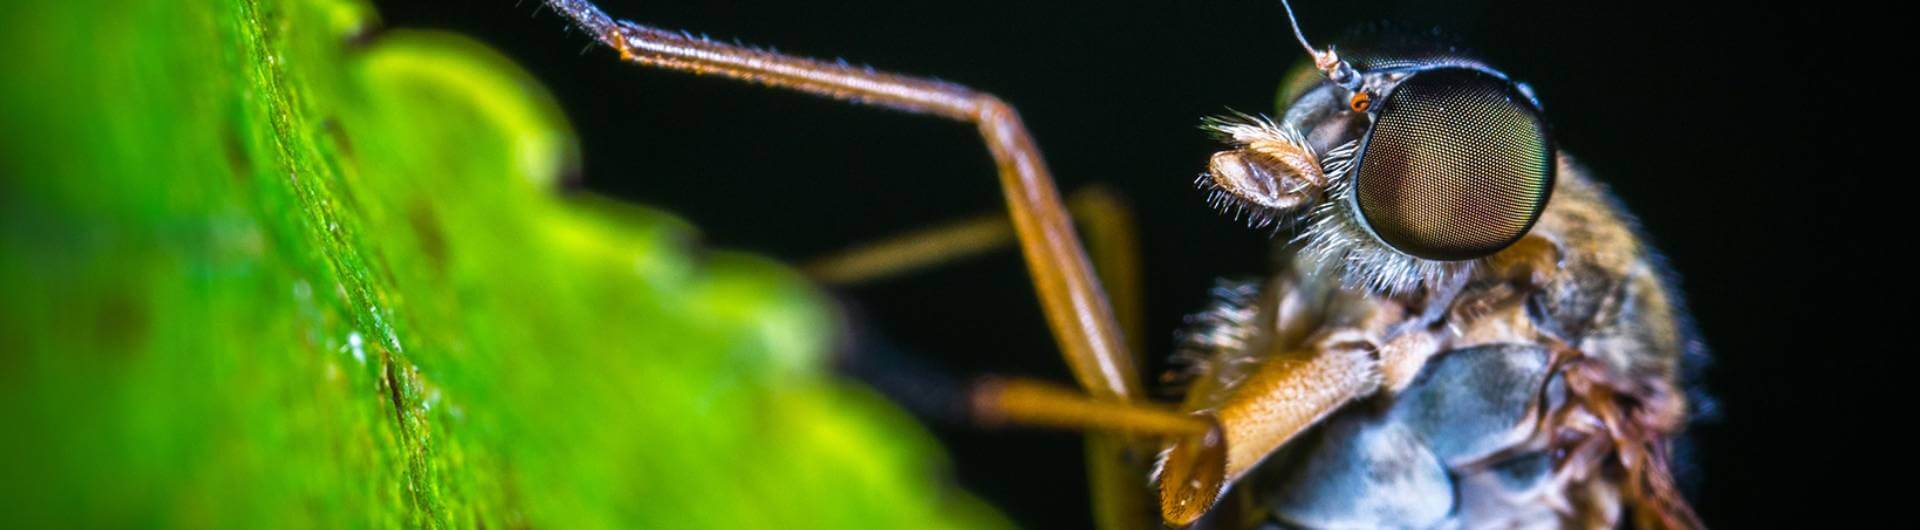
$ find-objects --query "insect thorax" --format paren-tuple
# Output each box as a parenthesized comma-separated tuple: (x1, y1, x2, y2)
(1171, 159, 1697, 529)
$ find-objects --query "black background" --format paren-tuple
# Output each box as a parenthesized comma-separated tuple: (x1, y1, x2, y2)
(380, 1, 1878, 527)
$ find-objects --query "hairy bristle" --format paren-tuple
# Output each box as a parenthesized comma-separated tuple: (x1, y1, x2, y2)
(1197, 113, 1482, 294)
(1289, 139, 1477, 294)
(1200, 111, 1306, 147)
(1165, 279, 1264, 395)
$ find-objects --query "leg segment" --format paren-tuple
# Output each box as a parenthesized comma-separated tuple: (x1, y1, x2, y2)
(1156, 338, 1381, 527)
(541, 3, 1151, 528)
(971, 377, 1207, 437)
(1066, 187, 1146, 359)
(543, 0, 1141, 403)
(1552, 350, 1702, 530)
(965, 375, 1178, 530)
(802, 212, 1014, 285)
(1159, 308, 1399, 526)
(804, 187, 1147, 357)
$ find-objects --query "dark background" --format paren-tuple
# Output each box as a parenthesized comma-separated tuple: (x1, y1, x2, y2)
(382, 1, 1877, 527)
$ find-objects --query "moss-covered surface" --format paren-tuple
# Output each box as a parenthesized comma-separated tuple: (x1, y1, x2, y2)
(0, 1, 1003, 528)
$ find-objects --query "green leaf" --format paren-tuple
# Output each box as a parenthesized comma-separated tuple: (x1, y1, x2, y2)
(0, 1, 1006, 528)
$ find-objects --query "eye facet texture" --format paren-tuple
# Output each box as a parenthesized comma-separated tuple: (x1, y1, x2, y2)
(1354, 68, 1553, 261)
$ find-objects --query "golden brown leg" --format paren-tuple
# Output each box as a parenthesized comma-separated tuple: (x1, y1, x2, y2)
(1159, 329, 1391, 526)
(967, 376, 1176, 530)
(803, 187, 1147, 359)
(542, 2, 1150, 528)
(970, 377, 1206, 436)
(1064, 187, 1146, 359)
(800, 187, 1154, 530)
(543, 0, 1138, 402)
(802, 212, 1014, 285)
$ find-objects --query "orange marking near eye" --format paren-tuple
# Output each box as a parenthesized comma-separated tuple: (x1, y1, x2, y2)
(1349, 91, 1372, 112)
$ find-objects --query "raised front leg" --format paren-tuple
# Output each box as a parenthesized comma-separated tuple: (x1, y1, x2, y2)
(540, 2, 1147, 528)
(543, 0, 1138, 403)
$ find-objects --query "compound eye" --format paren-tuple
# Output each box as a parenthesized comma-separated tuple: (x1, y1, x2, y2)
(1353, 68, 1554, 261)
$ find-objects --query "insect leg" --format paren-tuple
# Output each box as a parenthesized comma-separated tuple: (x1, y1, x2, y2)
(802, 211, 1016, 285)
(1068, 187, 1145, 360)
(541, 3, 1150, 528)
(970, 377, 1207, 437)
(966, 375, 1207, 529)
(1555, 352, 1702, 530)
(543, 0, 1140, 403)
(1159, 330, 1390, 526)
(963, 375, 1182, 530)
(804, 187, 1146, 357)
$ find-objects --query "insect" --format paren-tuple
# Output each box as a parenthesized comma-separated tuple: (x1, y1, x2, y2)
(540, 0, 1706, 528)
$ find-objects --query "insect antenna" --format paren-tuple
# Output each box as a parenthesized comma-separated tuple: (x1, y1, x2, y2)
(1278, 0, 1360, 90)
(1278, 0, 1319, 57)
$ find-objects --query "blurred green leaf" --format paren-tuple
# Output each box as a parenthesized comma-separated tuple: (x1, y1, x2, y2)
(0, 1, 1004, 528)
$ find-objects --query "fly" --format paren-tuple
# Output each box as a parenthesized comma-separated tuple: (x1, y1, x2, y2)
(538, 1, 1706, 528)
